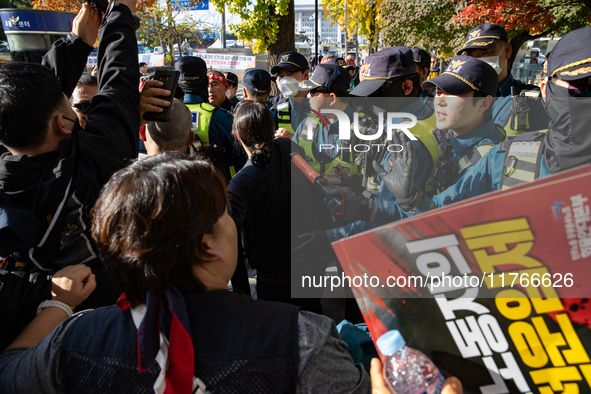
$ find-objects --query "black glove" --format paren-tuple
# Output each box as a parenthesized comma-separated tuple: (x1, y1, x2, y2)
(291, 231, 337, 274)
(372, 131, 417, 206)
(324, 186, 373, 223)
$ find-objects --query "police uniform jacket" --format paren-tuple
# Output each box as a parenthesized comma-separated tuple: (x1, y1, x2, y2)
(492, 72, 551, 132)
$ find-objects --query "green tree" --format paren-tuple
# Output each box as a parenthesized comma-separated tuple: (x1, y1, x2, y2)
(380, 0, 467, 58)
(380, 0, 591, 62)
(295, 32, 309, 42)
(323, 0, 383, 54)
(212, 0, 294, 69)
(137, 0, 211, 65)
(455, 0, 591, 64)
(0, 0, 31, 8)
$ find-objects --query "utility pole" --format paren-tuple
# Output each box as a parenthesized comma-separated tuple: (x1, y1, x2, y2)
(355, 3, 359, 66)
(344, 0, 347, 57)
(221, 4, 226, 49)
(315, 0, 318, 67)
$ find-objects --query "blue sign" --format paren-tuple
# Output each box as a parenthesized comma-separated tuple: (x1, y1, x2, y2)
(200, 31, 217, 39)
(0, 10, 74, 32)
(171, 0, 209, 11)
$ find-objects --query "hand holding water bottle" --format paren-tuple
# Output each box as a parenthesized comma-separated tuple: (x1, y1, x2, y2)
(371, 330, 463, 394)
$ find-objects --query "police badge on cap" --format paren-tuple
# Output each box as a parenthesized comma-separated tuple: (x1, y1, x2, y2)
(457, 24, 509, 55)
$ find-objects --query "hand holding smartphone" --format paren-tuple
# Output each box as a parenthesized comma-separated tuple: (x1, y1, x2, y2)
(143, 70, 180, 123)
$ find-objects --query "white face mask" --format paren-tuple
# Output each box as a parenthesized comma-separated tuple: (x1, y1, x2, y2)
(479, 44, 507, 75)
(279, 77, 300, 98)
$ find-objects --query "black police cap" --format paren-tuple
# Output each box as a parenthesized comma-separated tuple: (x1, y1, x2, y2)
(296, 64, 351, 94)
(242, 68, 271, 93)
(457, 23, 509, 55)
(224, 72, 239, 87)
(350, 47, 416, 97)
(422, 55, 498, 97)
(270, 51, 309, 75)
(175, 56, 207, 81)
(411, 48, 431, 66)
(327, 57, 356, 71)
(548, 26, 591, 81)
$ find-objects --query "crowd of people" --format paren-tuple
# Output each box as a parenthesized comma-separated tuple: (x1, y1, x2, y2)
(0, 0, 589, 391)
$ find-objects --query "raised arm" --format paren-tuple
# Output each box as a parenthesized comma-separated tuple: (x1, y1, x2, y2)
(42, 4, 99, 98)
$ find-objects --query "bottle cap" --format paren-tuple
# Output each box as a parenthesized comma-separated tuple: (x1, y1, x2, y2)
(376, 330, 406, 356)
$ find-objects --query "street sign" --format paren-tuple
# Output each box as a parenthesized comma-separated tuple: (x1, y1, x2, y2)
(171, 0, 209, 11)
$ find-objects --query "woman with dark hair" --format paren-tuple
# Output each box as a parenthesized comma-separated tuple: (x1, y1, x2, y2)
(0, 155, 370, 393)
(228, 100, 328, 311)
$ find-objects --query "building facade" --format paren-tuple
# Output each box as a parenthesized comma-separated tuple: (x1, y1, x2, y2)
(294, 1, 367, 49)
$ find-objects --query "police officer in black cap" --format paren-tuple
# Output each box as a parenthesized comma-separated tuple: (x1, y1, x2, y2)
(326, 57, 357, 91)
(457, 23, 550, 137)
(411, 48, 432, 87)
(224, 71, 240, 111)
(348, 46, 441, 203)
(242, 68, 272, 102)
(268, 51, 310, 135)
(291, 63, 360, 181)
(175, 57, 245, 179)
(325, 55, 506, 237)
(376, 26, 591, 217)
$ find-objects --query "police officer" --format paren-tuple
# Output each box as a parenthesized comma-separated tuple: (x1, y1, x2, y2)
(418, 55, 506, 193)
(427, 55, 440, 80)
(225, 71, 240, 111)
(268, 51, 310, 135)
(346, 54, 360, 89)
(457, 23, 551, 137)
(175, 57, 246, 179)
(348, 47, 442, 202)
(292, 63, 359, 181)
(326, 55, 506, 236)
(242, 68, 272, 101)
(411, 48, 432, 86)
(378, 26, 591, 215)
(326, 57, 357, 91)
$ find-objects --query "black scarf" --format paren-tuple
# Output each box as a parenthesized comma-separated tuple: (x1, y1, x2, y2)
(178, 80, 208, 101)
(543, 81, 591, 174)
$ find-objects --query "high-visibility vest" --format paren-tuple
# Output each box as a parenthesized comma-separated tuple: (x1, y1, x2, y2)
(296, 114, 361, 178)
(186, 102, 237, 178)
(186, 102, 217, 146)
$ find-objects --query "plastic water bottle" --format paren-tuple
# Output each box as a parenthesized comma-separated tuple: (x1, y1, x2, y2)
(376, 330, 444, 394)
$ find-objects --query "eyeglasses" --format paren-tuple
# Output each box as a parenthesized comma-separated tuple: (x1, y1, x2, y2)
(71, 102, 92, 114)
(209, 82, 225, 89)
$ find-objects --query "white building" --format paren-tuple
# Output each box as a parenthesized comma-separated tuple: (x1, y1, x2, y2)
(294, 0, 367, 48)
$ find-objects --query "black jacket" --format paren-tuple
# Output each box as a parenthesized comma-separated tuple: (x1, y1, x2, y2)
(0, 5, 140, 350)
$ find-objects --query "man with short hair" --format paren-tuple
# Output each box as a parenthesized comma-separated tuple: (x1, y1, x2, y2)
(457, 23, 550, 137)
(139, 61, 147, 76)
(139, 99, 194, 156)
(0, 1, 140, 350)
(70, 74, 98, 129)
(175, 57, 245, 179)
(207, 70, 232, 111)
